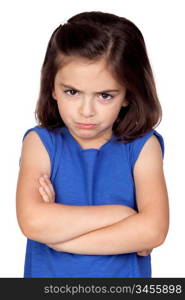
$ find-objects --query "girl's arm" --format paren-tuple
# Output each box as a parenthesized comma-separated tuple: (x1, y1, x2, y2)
(17, 173, 138, 244)
(16, 131, 137, 245)
(39, 175, 152, 256)
(47, 136, 169, 255)
(18, 189, 137, 245)
(47, 215, 157, 255)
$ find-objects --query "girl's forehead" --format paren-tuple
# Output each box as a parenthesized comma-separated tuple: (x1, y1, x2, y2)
(55, 55, 124, 88)
(56, 57, 115, 79)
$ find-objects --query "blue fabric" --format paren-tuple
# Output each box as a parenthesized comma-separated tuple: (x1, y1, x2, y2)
(21, 125, 164, 278)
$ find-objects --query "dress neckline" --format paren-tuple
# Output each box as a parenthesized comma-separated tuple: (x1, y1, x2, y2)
(62, 126, 116, 152)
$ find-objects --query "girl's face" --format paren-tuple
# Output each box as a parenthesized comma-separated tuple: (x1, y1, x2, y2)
(52, 57, 128, 149)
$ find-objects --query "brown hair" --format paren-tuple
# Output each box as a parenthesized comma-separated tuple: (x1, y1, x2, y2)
(35, 11, 162, 143)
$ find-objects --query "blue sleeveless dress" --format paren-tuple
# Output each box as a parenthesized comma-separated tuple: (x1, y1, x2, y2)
(21, 125, 164, 277)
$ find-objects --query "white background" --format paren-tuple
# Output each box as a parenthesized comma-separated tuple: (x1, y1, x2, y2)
(0, 0, 184, 277)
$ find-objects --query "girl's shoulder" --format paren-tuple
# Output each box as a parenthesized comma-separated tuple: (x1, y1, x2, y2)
(22, 125, 64, 144)
(22, 125, 62, 142)
(124, 129, 165, 173)
(21, 125, 64, 181)
(22, 125, 64, 163)
(22, 126, 55, 156)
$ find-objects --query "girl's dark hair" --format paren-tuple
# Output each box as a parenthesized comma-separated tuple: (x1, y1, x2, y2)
(35, 11, 162, 143)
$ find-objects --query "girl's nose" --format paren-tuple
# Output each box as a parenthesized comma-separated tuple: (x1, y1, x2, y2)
(79, 98, 96, 118)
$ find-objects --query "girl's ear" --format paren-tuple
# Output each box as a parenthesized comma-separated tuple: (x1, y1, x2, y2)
(122, 99, 129, 107)
(52, 90, 57, 100)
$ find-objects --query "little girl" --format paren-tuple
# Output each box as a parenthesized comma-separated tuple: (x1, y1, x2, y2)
(16, 11, 169, 278)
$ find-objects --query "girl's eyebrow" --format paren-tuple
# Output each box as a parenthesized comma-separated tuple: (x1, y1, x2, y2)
(59, 82, 120, 93)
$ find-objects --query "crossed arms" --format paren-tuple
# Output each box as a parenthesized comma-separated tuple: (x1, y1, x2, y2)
(16, 134, 169, 256)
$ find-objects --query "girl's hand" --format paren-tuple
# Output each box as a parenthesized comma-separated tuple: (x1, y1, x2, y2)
(38, 174, 60, 250)
(38, 174, 55, 203)
(137, 248, 153, 256)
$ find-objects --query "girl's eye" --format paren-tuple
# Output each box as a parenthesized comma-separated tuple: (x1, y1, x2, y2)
(63, 89, 113, 102)
(64, 89, 79, 96)
(100, 93, 113, 101)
